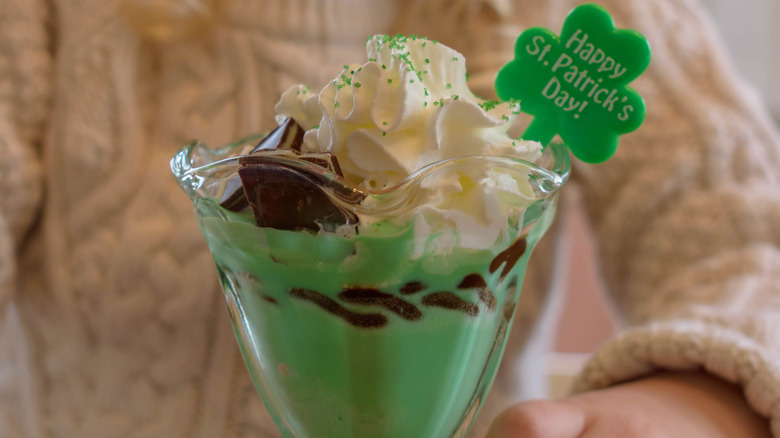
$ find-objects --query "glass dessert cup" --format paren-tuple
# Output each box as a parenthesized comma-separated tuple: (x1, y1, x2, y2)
(172, 136, 570, 438)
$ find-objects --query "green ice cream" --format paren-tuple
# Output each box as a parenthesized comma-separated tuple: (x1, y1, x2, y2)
(197, 199, 556, 438)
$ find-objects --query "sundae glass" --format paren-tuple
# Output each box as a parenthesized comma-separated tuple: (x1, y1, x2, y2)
(172, 35, 571, 438)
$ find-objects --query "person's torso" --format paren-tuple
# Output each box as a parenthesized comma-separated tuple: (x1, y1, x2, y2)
(12, 1, 560, 436)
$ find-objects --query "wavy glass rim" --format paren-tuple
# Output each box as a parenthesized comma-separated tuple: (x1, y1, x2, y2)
(171, 136, 571, 213)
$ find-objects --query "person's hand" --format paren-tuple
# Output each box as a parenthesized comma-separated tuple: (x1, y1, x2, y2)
(484, 371, 772, 438)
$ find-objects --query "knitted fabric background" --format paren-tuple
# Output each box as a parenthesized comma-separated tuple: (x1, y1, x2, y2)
(1, 0, 779, 437)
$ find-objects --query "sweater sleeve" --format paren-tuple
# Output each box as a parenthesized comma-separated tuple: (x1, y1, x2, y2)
(563, 0, 780, 435)
(0, 0, 51, 313)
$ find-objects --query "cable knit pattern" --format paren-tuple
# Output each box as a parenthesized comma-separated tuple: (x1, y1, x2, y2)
(1, 0, 780, 437)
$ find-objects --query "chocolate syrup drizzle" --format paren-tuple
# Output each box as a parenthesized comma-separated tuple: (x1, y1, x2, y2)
(422, 292, 480, 317)
(458, 274, 497, 311)
(289, 287, 388, 328)
(257, 237, 529, 328)
(399, 281, 425, 295)
(339, 287, 422, 321)
(489, 237, 528, 277)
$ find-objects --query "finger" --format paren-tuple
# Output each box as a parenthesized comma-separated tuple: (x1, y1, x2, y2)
(579, 417, 660, 438)
(576, 409, 665, 438)
(484, 400, 586, 438)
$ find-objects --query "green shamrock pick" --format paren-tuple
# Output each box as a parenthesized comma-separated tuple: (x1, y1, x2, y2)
(495, 3, 651, 163)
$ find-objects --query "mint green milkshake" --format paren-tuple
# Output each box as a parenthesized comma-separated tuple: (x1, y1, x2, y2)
(173, 34, 570, 438)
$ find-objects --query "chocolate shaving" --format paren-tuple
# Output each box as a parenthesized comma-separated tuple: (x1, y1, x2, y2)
(339, 287, 422, 321)
(422, 292, 479, 317)
(290, 287, 387, 328)
(489, 238, 528, 278)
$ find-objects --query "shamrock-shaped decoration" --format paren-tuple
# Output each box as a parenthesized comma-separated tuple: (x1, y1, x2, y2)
(495, 3, 651, 163)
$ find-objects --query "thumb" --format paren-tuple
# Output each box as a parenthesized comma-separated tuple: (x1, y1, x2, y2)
(484, 400, 585, 438)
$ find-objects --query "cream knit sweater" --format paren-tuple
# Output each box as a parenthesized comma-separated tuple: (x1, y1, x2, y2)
(2, 0, 780, 437)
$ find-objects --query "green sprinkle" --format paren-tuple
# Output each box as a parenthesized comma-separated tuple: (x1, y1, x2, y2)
(313, 125, 320, 129)
(425, 58, 430, 64)
(452, 57, 458, 61)
(410, 79, 414, 83)
(354, 82, 361, 88)
(422, 41, 427, 47)
(446, 83, 451, 89)
(382, 132, 387, 136)
(424, 88, 429, 96)
(383, 121, 388, 125)
(424, 101, 428, 107)
(466, 72, 470, 82)
(334, 102, 340, 108)
(478, 100, 500, 111)
(387, 79, 392, 84)
(453, 95, 459, 100)
(368, 57, 377, 62)
(501, 114, 509, 120)
(382, 64, 387, 70)
(343, 65, 349, 69)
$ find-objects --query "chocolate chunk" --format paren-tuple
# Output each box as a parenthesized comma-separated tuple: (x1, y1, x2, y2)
(219, 177, 249, 211)
(262, 295, 278, 304)
(399, 281, 426, 295)
(339, 287, 422, 321)
(298, 153, 343, 177)
(289, 288, 387, 328)
(251, 117, 305, 153)
(489, 238, 527, 278)
(422, 292, 479, 317)
(458, 274, 496, 311)
(237, 158, 359, 231)
(220, 118, 347, 214)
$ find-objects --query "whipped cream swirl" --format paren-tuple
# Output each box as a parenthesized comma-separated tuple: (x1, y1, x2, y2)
(275, 35, 543, 248)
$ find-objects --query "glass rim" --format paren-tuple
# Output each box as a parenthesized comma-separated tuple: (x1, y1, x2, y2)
(171, 135, 571, 209)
